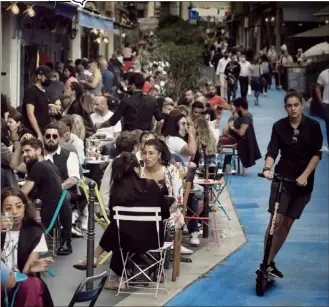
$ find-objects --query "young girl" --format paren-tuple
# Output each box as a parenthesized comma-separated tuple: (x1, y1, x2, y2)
(1, 188, 54, 307)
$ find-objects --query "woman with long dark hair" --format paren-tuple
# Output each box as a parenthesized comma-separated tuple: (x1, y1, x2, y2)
(162, 113, 197, 165)
(63, 65, 78, 95)
(7, 112, 33, 144)
(1, 188, 54, 307)
(73, 152, 169, 290)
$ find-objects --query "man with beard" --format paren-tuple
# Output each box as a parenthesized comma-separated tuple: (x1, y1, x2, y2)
(10, 138, 73, 255)
(206, 84, 230, 110)
(100, 73, 163, 131)
(42, 123, 83, 237)
(22, 66, 53, 142)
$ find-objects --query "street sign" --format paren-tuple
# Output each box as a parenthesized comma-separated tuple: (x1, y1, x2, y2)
(188, 10, 198, 21)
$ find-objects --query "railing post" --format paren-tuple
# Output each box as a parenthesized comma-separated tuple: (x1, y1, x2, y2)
(86, 181, 96, 290)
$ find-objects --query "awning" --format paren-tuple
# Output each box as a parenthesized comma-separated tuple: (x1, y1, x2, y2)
(282, 7, 321, 22)
(314, 5, 329, 17)
(77, 9, 114, 30)
(292, 24, 329, 38)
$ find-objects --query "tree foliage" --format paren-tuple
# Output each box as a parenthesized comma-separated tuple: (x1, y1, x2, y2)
(149, 20, 206, 99)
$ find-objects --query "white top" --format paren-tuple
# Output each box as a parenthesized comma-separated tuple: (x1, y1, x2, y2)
(216, 57, 230, 75)
(166, 136, 191, 165)
(91, 110, 122, 139)
(70, 133, 85, 165)
(100, 158, 114, 208)
(45, 146, 81, 180)
(317, 69, 329, 104)
(239, 61, 251, 77)
(2, 231, 48, 272)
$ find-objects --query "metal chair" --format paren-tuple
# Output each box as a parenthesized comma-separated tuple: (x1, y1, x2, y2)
(113, 206, 173, 298)
(68, 271, 109, 307)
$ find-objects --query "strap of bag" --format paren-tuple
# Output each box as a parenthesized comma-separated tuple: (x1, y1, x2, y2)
(45, 190, 68, 234)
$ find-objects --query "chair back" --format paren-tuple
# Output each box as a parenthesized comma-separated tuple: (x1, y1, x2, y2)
(68, 271, 109, 307)
(113, 206, 163, 250)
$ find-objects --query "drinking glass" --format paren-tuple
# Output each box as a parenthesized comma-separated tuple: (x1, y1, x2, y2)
(1, 213, 13, 231)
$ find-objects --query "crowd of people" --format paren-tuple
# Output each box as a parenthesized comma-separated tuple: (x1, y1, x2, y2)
(1, 36, 327, 306)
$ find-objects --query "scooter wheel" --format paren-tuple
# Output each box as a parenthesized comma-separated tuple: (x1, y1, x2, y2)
(256, 271, 267, 296)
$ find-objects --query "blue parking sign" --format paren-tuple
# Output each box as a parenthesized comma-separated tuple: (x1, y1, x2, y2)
(188, 10, 198, 21)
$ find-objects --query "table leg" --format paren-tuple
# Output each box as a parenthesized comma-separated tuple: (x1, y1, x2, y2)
(203, 185, 210, 238)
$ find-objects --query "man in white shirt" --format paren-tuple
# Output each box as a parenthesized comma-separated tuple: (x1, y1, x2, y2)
(91, 96, 122, 140)
(239, 55, 251, 99)
(216, 52, 231, 99)
(316, 68, 329, 150)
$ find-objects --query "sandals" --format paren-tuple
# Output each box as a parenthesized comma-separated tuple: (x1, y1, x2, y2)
(73, 257, 98, 271)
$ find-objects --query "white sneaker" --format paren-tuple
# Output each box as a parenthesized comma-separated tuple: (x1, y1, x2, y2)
(171, 245, 193, 255)
(72, 210, 79, 224)
(71, 226, 83, 238)
(81, 215, 88, 230)
(190, 232, 200, 246)
(320, 145, 329, 152)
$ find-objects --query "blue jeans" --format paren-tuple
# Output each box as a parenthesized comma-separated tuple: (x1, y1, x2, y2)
(227, 83, 237, 104)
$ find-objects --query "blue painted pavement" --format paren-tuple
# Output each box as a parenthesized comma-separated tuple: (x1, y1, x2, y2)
(167, 90, 329, 306)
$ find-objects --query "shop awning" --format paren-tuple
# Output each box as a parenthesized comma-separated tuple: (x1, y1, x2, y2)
(314, 5, 329, 17)
(77, 9, 114, 30)
(292, 24, 329, 38)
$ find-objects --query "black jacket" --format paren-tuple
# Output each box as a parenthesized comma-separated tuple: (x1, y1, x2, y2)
(1, 221, 54, 307)
(237, 125, 262, 168)
(103, 91, 163, 131)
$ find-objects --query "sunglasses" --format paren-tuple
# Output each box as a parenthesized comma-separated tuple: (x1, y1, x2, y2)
(291, 128, 299, 144)
(45, 134, 59, 140)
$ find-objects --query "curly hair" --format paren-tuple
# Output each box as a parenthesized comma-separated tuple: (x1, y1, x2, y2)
(194, 116, 217, 155)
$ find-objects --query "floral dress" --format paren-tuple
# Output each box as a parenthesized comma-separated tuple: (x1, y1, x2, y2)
(140, 164, 184, 237)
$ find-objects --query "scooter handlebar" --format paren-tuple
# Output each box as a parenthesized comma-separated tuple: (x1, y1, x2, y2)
(257, 172, 296, 183)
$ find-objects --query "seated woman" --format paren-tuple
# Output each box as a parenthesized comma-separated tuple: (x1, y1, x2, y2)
(135, 130, 157, 162)
(1, 188, 54, 307)
(140, 139, 185, 237)
(7, 112, 34, 144)
(163, 113, 197, 165)
(73, 152, 170, 290)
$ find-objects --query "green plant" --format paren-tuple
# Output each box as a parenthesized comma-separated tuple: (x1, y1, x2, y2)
(150, 40, 204, 99)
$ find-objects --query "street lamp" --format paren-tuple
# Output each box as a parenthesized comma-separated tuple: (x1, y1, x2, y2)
(265, 17, 269, 23)
(271, 16, 275, 22)
(24, 5, 35, 18)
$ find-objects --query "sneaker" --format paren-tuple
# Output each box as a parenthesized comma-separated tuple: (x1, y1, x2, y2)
(189, 232, 200, 246)
(171, 245, 193, 255)
(71, 226, 83, 238)
(264, 93, 267, 97)
(320, 145, 329, 152)
(72, 210, 79, 225)
(81, 215, 88, 231)
(268, 261, 284, 278)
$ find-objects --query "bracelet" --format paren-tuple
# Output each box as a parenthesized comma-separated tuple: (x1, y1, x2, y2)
(12, 139, 20, 142)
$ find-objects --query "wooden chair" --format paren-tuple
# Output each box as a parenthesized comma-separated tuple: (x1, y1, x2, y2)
(172, 168, 196, 281)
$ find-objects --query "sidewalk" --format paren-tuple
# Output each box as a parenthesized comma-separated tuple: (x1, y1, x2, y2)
(166, 89, 329, 306)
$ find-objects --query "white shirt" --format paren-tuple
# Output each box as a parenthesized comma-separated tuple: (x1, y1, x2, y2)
(239, 61, 251, 77)
(216, 57, 230, 75)
(100, 159, 114, 209)
(317, 69, 329, 104)
(91, 110, 122, 139)
(45, 146, 81, 180)
(166, 136, 191, 165)
(3, 231, 48, 272)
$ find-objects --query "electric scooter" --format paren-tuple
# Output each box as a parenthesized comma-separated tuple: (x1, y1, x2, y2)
(256, 172, 295, 296)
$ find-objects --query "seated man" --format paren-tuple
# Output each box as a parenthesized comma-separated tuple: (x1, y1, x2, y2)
(42, 123, 86, 236)
(9, 138, 73, 255)
(91, 95, 122, 140)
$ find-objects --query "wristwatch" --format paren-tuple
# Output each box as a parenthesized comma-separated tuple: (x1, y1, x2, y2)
(263, 167, 271, 172)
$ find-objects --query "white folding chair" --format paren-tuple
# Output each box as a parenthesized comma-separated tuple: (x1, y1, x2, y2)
(112, 206, 173, 298)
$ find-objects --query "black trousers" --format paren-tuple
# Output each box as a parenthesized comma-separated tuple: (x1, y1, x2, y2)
(239, 76, 249, 99)
(42, 195, 72, 243)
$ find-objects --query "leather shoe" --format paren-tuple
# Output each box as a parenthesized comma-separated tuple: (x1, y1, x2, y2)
(57, 241, 72, 256)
